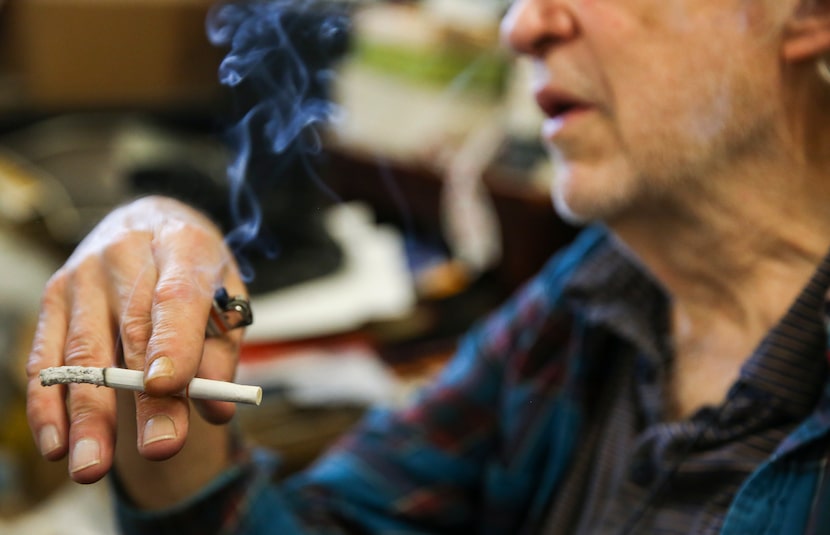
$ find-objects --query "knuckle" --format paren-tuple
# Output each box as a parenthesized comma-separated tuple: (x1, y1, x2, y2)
(120, 314, 151, 350)
(26, 329, 53, 371)
(189, 222, 222, 243)
(154, 278, 202, 307)
(158, 219, 223, 256)
(64, 255, 101, 283)
(64, 336, 107, 367)
(133, 392, 183, 420)
(26, 392, 55, 423)
(68, 402, 108, 428)
(25, 348, 48, 380)
(135, 390, 157, 404)
(66, 387, 114, 422)
(101, 239, 129, 266)
(150, 316, 197, 350)
(153, 217, 187, 239)
(41, 271, 68, 308)
(102, 231, 150, 261)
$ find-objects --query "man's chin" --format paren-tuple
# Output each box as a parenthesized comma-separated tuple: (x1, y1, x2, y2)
(553, 192, 593, 226)
(550, 158, 634, 227)
(549, 157, 610, 226)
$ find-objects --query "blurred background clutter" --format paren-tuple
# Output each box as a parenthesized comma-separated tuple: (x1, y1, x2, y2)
(0, 0, 577, 533)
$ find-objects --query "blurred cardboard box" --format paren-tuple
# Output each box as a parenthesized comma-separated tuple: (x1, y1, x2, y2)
(1, 0, 226, 109)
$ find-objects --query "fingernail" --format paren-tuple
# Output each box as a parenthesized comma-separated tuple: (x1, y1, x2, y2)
(39, 424, 61, 456)
(70, 439, 101, 473)
(146, 356, 174, 383)
(142, 415, 177, 447)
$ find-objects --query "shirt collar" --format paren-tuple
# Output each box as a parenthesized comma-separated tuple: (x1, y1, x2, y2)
(563, 236, 671, 362)
(563, 235, 830, 420)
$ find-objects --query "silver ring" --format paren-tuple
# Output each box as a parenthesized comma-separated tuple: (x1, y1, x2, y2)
(206, 287, 253, 337)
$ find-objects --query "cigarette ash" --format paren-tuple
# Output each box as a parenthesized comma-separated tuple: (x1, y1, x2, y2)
(39, 366, 105, 387)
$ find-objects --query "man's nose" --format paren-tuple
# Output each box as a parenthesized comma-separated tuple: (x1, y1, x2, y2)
(501, 0, 577, 57)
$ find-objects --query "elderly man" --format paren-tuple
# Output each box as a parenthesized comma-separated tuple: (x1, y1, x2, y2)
(25, 0, 830, 533)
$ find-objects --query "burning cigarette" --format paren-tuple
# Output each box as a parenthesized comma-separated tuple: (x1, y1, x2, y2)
(40, 366, 262, 406)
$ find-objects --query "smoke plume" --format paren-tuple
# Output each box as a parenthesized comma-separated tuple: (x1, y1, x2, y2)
(206, 0, 350, 283)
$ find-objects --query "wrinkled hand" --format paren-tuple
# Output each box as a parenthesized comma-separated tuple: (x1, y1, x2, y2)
(26, 196, 247, 484)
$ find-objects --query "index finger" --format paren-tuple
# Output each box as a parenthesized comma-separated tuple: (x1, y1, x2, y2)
(143, 222, 234, 394)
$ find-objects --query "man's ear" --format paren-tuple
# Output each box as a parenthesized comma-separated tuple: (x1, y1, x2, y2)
(783, 4, 830, 62)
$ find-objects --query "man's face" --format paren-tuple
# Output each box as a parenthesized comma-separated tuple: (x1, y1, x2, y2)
(502, 0, 790, 224)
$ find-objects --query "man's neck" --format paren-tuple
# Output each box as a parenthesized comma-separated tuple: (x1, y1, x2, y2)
(608, 163, 830, 418)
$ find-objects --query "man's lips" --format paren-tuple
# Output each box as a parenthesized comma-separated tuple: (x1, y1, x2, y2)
(535, 89, 593, 119)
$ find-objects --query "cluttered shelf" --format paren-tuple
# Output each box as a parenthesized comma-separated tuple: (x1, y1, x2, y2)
(323, 142, 578, 295)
